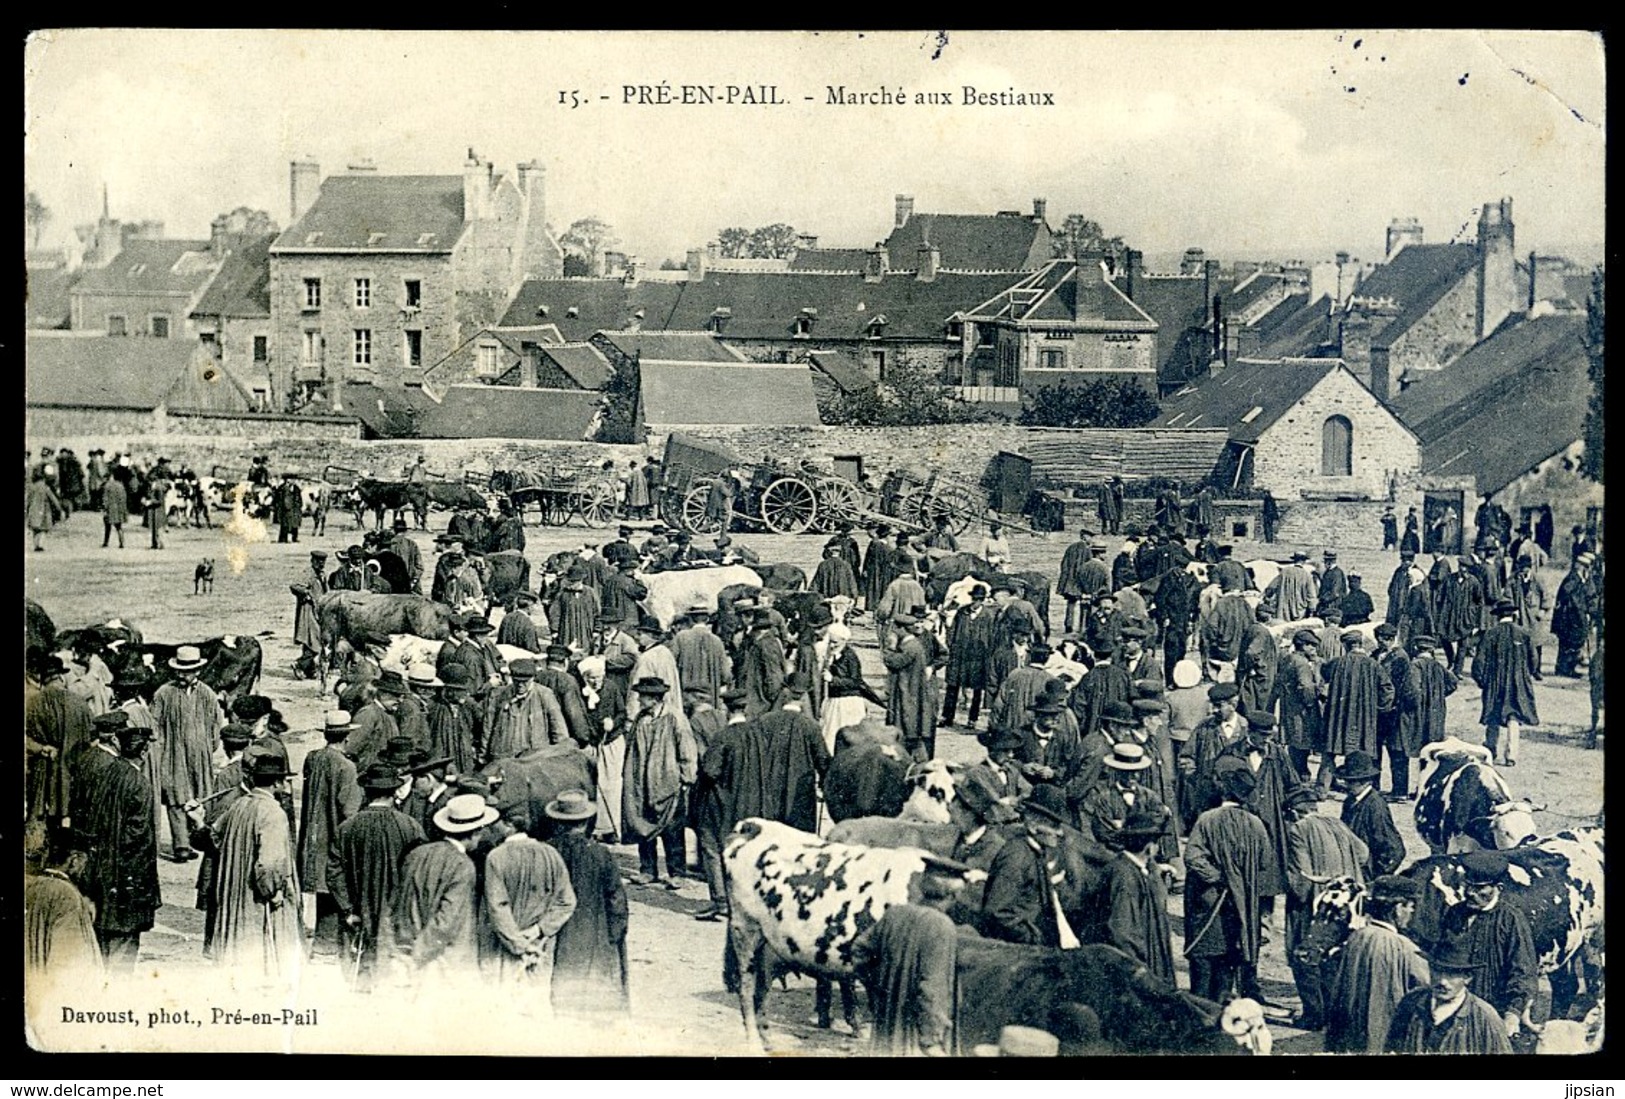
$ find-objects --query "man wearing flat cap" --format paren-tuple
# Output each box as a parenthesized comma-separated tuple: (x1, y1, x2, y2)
(1319, 629, 1395, 797)
(486, 658, 570, 761)
(1279, 628, 1326, 785)
(1552, 551, 1596, 678)
(1374, 622, 1421, 799)
(1177, 681, 1244, 830)
(1383, 937, 1513, 1054)
(1318, 550, 1349, 614)
(1435, 850, 1538, 1044)
(1183, 755, 1273, 1002)
(883, 610, 936, 762)
(1282, 782, 1369, 1031)
(1408, 636, 1457, 766)
(1325, 874, 1427, 1053)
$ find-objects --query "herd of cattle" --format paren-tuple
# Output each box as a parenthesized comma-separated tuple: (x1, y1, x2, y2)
(159, 475, 486, 532)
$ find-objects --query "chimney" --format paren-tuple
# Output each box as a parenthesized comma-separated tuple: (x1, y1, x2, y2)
(1181, 248, 1205, 277)
(686, 248, 707, 282)
(894, 194, 914, 229)
(1072, 254, 1105, 320)
(1204, 259, 1222, 322)
(519, 346, 538, 389)
(516, 160, 545, 201)
(706, 240, 719, 260)
(1339, 309, 1372, 387)
(513, 160, 554, 279)
(1386, 217, 1423, 258)
(916, 243, 939, 282)
(1124, 249, 1141, 300)
(865, 243, 890, 283)
(463, 148, 492, 223)
(289, 160, 320, 224)
(1476, 197, 1516, 338)
(623, 256, 641, 287)
(795, 232, 819, 250)
(209, 214, 230, 261)
(1032, 198, 1047, 224)
(1335, 251, 1353, 305)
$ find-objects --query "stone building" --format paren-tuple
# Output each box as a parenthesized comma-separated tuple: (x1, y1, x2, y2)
(69, 237, 222, 339)
(26, 332, 250, 439)
(268, 152, 563, 410)
(190, 226, 278, 410)
(790, 195, 1053, 273)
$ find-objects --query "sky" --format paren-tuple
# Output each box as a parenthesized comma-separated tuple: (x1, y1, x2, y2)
(22, 29, 1607, 269)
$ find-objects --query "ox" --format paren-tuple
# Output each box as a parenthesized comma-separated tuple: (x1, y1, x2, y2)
(753, 562, 807, 592)
(926, 554, 1051, 630)
(643, 566, 762, 629)
(476, 549, 533, 612)
(826, 757, 963, 855)
(58, 625, 263, 705)
(1404, 826, 1605, 1018)
(1415, 738, 1540, 853)
(354, 480, 429, 531)
(377, 633, 532, 676)
(426, 481, 488, 513)
(317, 592, 453, 663)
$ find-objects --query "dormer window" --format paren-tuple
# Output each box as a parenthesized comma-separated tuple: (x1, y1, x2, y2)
(128, 263, 147, 277)
(368, 232, 387, 247)
(946, 319, 963, 340)
(794, 308, 818, 337)
(305, 232, 323, 246)
(866, 314, 889, 336)
(565, 306, 580, 319)
(535, 305, 550, 318)
(709, 307, 732, 334)
(417, 233, 436, 246)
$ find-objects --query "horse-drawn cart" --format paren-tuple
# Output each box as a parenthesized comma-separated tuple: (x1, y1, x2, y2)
(657, 433, 867, 536)
(878, 467, 988, 536)
(483, 468, 620, 528)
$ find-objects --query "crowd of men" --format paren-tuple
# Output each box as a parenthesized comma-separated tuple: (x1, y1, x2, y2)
(22, 450, 1606, 1055)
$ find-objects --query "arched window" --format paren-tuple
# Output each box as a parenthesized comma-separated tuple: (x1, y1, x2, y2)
(1322, 415, 1353, 477)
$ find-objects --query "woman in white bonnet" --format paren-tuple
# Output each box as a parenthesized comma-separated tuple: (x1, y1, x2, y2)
(818, 623, 878, 754)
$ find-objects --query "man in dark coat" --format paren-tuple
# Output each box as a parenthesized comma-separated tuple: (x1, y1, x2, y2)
(981, 787, 1071, 948)
(497, 591, 544, 652)
(860, 525, 894, 611)
(1437, 851, 1538, 1047)
(1216, 713, 1293, 910)
(811, 542, 860, 600)
(1176, 682, 1245, 829)
(545, 790, 629, 1015)
(1473, 599, 1540, 767)
(1552, 554, 1596, 677)
(299, 712, 363, 956)
(1325, 874, 1427, 1053)
(691, 687, 752, 921)
(1156, 560, 1198, 685)
(1095, 806, 1176, 985)
(824, 522, 862, 577)
(274, 472, 303, 543)
(1276, 629, 1324, 784)
(942, 584, 994, 729)
(719, 674, 829, 833)
(1317, 551, 1348, 613)
(1384, 938, 1514, 1054)
(852, 876, 973, 1057)
(1374, 623, 1421, 799)
(1338, 574, 1375, 626)
(738, 610, 787, 719)
(426, 666, 483, 775)
(1282, 783, 1369, 1030)
(1059, 530, 1107, 634)
(1260, 491, 1280, 543)
(1236, 606, 1278, 715)
(1318, 631, 1394, 794)
(1408, 636, 1457, 762)
(1338, 752, 1405, 877)
(84, 722, 161, 971)
(1183, 757, 1272, 1002)
(332, 762, 425, 990)
(534, 645, 592, 748)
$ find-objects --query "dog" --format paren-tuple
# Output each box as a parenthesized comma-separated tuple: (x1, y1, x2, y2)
(194, 558, 216, 595)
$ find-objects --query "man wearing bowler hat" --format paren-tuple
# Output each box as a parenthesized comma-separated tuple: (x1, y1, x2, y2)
(982, 785, 1077, 948)
(333, 761, 425, 990)
(387, 792, 500, 987)
(1183, 756, 1272, 1002)
(1097, 805, 1177, 985)
(298, 711, 363, 956)
(210, 751, 303, 983)
(1325, 874, 1427, 1053)
(1319, 629, 1395, 797)
(1338, 751, 1406, 877)
(1383, 937, 1513, 1054)
(83, 719, 160, 973)
(1436, 850, 1538, 1045)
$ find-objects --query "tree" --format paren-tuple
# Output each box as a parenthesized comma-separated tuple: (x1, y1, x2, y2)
(716, 227, 750, 258)
(593, 354, 642, 444)
(1016, 379, 1161, 428)
(24, 190, 49, 250)
(558, 217, 620, 272)
(658, 257, 684, 271)
(746, 223, 800, 259)
(1053, 213, 1128, 272)
(1581, 268, 1604, 483)
(819, 352, 997, 427)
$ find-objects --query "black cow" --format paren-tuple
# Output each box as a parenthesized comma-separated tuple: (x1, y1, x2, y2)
(426, 481, 487, 513)
(59, 627, 263, 706)
(754, 562, 807, 592)
(354, 480, 429, 531)
(477, 549, 533, 611)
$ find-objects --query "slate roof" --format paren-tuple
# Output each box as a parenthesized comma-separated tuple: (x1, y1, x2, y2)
(884, 212, 1049, 272)
(1391, 314, 1587, 438)
(328, 383, 428, 438)
(1124, 275, 1208, 383)
(638, 361, 820, 427)
(1252, 294, 1336, 360)
(1415, 319, 1590, 493)
(25, 266, 75, 329)
(595, 330, 746, 363)
(807, 350, 877, 394)
(963, 261, 1157, 327)
(1154, 357, 1344, 442)
(71, 239, 217, 298)
(1225, 271, 1293, 317)
(191, 233, 276, 318)
(501, 279, 685, 340)
(271, 176, 464, 252)
(788, 248, 870, 272)
(1348, 243, 1479, 347)
(26, 335, 248, 412)
(537, 343, 614, 389)
(414, 385, 601, 440)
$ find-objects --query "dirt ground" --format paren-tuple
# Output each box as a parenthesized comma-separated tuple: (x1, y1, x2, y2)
(23, 501, 1604, 1057)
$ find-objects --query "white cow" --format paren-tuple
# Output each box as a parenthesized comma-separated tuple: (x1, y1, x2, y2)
(642, 565, 762, 628)
(378, 634, 535, 677)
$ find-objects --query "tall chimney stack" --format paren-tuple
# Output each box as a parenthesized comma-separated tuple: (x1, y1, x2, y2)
(1032, 198, 1047, 223)
(865, 243, 890, 283)
(894, 194, 914, 229)
(686, 248, 707, 282)
(916, 244, 939, 283)
(289, 160, 320, 224)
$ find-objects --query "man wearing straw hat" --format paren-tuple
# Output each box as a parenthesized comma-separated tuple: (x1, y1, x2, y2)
(210, 751, 303, 983)
(333, 761, 425, 990)
(386, 792, 500, 987)
(479, 786, 577, 1000)
(1383, 937, 1513, 1054)
(151, 644, 225, 863)
(1076, 742, 1171, 854)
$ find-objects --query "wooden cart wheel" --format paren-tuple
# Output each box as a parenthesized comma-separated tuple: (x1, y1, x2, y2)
(544, 493, 573, 527)
(898, 486, 930, 528)
(761, 477, 818, 534)
(683, 482, 726, 535)
(580, 482, 618, 529)
(934, 485, 984, 536)
(659, 489, 687, 529)
(814, 477, 864, 532)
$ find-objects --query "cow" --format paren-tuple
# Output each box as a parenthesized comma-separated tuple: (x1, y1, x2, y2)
(826, 758, 963, 856)
(643, 566, 762, 629)
(1415, 738, 1540, 853)
(1244, 559, 1283, 593)
(58, 626, 263, 705)
(426, 481, 488, 513)
(952, 938, 1271, 1055)
(924, 553, 1049, 624)
(1403, 826, 1605, 1020)
(25, 599, 57, 663)
(354, 480, 429, 531)
(377, 633, 532, 676)
(316, 591, 454, 659)
(475, 549, 532, 612)
(754, 562, 807, 592)
(1291, 875, 1368, 971)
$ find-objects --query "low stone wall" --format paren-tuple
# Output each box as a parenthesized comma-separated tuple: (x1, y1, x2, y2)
(656, 423, 1035, 483)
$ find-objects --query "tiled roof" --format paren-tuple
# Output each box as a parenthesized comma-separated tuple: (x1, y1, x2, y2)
(639, 361, 820, 427)
(501, 279, 685, 340)
(191, 233, 276, 318)
(271, 176, 464, 252)
(788, 248, 870, 272)
(415, 385, 602, 440)
(884, 212, 1049, 272)
(1391, 314, 1587, 438)
(1348, 243, 1478, 347)
(1022, 428, 1232, 485)
(1416, 320, 1590, 493)
(539, 343, 614, 389)
(963, 261, 1156, 327)
(807, 349, 876, 394)
(71, 239, 217, 297)
(595, 330, 746, 363)
(25, 266, 75, 329)
(1154, 357, 1344, 442)
(26, 334, 248, 412)
(328, 383, 428, 438)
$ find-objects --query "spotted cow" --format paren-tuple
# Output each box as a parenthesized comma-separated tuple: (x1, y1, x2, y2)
(1291, 876, 1368, 969)
(826, 758, 962, 855)
(1415, 738, 1540, 853)
(1403, 826, 1605, 1017)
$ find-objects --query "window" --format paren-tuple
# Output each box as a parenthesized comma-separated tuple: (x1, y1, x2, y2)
(107, 314, 127, 336)
(253, 336, 268, 363)
(1321, 415, 1353, 477)
(354, 278, 371, 308)
(476, 343, 499, 376)
(149, 314, 170, 338)
(875, 351, 887, 380)
(1039, 349, 1065, 370)
(405, 330, 423, 368)
(353, 329, 372, 366)
(199, 331, 219, 347)
(302, 331, 321, 364)
(251, 388, 268, 412)
(404, 280, 422, 308)
(303, 278, 322, 309)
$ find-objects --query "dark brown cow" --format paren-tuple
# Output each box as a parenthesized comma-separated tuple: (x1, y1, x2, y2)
(58, 626, 263, 705)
